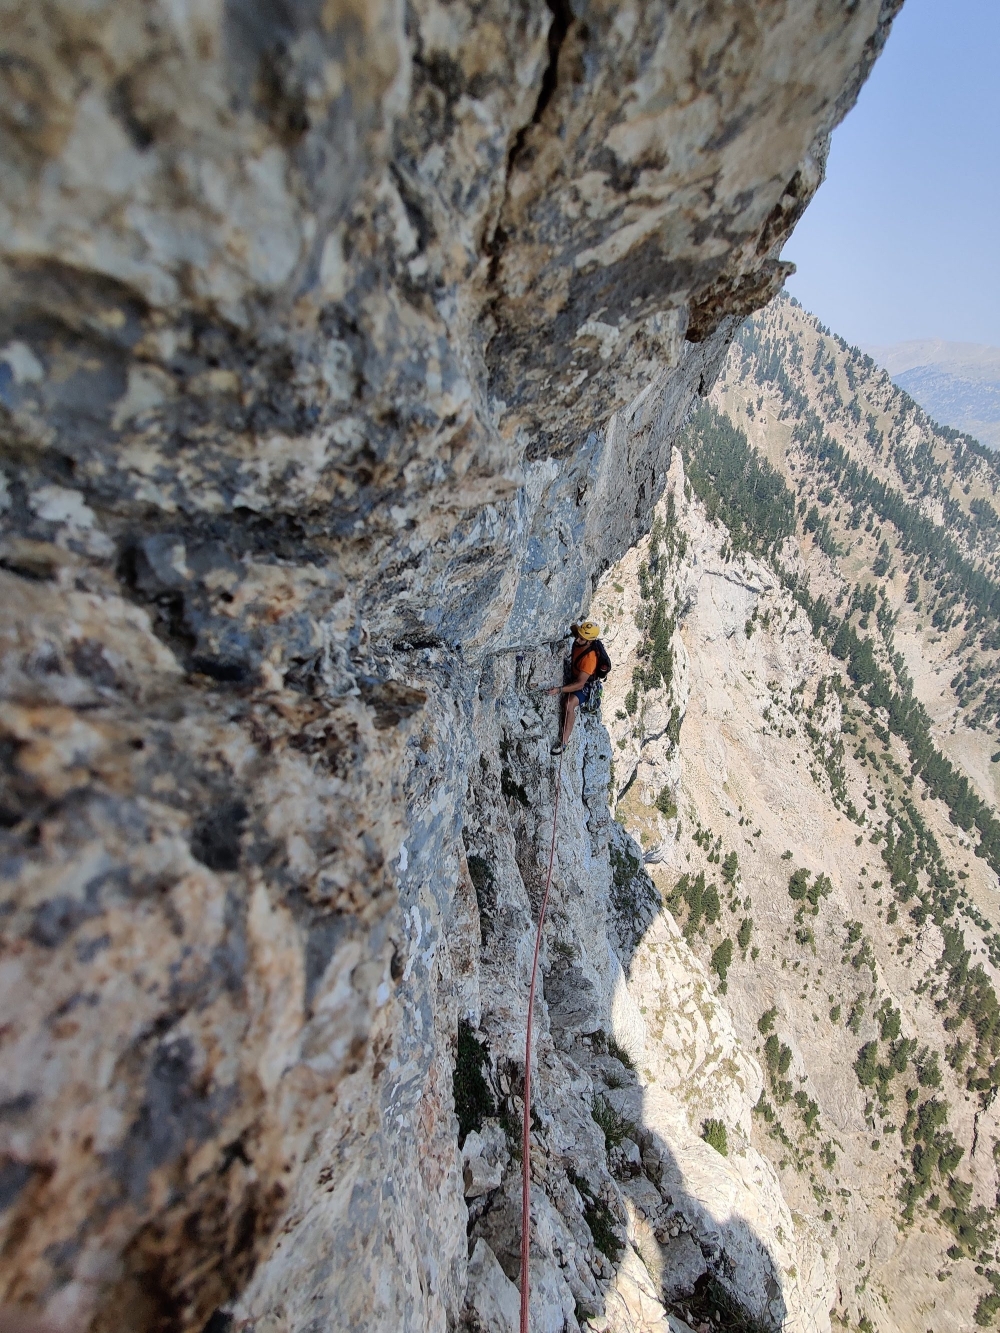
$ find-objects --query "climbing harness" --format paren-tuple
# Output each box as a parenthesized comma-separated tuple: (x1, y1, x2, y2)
(519, 743, 564, 1333)
(581, 679, 603, 715)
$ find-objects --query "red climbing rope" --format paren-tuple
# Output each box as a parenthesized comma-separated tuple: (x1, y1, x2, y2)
(519, 743, 564, 1333)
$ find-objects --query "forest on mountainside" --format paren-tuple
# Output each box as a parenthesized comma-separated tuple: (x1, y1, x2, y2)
(597, 294, 1000, 1329)
(713, 294, 1000, 806)
(682, 401, 1000, 889)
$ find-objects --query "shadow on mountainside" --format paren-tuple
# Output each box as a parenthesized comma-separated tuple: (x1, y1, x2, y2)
(456, 644, 794, 1333)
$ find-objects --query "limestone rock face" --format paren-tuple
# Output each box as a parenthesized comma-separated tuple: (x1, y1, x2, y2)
(0, 3, 900, 1330)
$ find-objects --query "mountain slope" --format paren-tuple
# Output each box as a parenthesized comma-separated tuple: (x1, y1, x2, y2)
(719, 295, 1000, 822)
(593, 296, 1000, 1332)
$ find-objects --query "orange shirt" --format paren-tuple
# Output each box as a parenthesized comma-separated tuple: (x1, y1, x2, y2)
(573, 646, 598, 677)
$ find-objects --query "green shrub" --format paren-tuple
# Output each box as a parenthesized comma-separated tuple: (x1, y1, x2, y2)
(764, 1034, 793, 1087)
(793, 1089, 820, 1130)
(711, 938, 734, 989)
(701, 1118, 729, 1156)
(788, 867, 833, 912)
(703, 882, 721, 925)
(453, 1021, 495, 1145)
(917, 1049, 942, 1088)
(754, 1092, 775, 1122)
(758, 1006, 778, 1035)
(878, 1002, 902, 1041)
(737, 918, 753, 952)
(656, 787, 678, 819)
(568, 1170, 623, 1262)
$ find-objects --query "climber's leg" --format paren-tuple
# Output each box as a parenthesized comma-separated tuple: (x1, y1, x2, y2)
(551, 693, 578, 755)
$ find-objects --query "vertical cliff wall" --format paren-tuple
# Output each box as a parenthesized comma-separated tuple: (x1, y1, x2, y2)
(0, 3, 901, 1329)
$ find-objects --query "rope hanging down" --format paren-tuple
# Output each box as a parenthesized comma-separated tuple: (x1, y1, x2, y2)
(519, 745, 564, 1333)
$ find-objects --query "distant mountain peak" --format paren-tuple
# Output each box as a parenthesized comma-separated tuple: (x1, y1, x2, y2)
(863, 338, 1000, 378)
(862, 340, 1000, 449)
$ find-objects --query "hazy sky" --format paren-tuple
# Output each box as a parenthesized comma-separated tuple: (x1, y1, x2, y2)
(781, 0, 1000, 349)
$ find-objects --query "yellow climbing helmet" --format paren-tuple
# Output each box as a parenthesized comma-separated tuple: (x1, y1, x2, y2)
(575, 620, 600, 640)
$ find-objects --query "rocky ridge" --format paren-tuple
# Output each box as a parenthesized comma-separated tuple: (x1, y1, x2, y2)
(0, 6, 903, 1332)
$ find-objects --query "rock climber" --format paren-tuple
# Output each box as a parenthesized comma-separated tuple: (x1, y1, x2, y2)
(548, 621, 602, 755)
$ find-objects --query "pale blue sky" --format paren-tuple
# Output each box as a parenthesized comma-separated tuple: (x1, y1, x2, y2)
(782, 0, 1000, 348)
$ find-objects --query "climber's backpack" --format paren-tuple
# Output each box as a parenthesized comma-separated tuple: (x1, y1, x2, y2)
(573, 638, 612, 680)
(591, 639, 612, 680)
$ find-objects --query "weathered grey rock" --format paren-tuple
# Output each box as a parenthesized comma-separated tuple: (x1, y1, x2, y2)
(465, 1240, 520, 1333)
(657, 1233, 708, 1304)
(0, 2, 901, 1330)
(463, 1131, 504, 1199)
(600, 1244, 673, 1333)
(621, 1175, 665, 1222)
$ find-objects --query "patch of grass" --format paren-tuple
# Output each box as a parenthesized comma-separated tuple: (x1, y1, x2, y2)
(607, 1035, 635, 1070)
(701, 1118, 728, 1156)
(497, 1104, 522, 1161)
(674, 1273, 774, 1333)
(608, 834, 660, 945)
(610, 840, 641, 894)
(591, 1095, 636, 1151)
